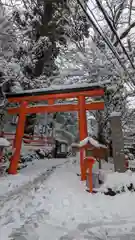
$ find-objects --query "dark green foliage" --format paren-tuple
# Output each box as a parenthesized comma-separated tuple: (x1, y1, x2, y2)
(13, 0, 89, 88)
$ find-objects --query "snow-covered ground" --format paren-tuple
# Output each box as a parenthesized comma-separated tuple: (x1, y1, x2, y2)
(0, 158, 70, 198)
(1, 158, 135, 240)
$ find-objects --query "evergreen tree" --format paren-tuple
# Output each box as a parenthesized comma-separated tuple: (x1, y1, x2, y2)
(12, 0, 89, 89)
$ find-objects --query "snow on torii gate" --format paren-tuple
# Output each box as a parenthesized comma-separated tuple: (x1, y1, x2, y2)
(6, 84, 104, 179)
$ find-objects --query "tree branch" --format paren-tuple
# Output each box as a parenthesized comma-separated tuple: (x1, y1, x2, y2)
(127, 0, 133, 58)
(114, 0, 125, 27)
(114, 21, 135, 47)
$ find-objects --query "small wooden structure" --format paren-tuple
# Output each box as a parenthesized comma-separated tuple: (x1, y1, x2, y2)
(79, 137, 107, 193)
(54, 139, 68, 158)
(80, 137, 108, 159)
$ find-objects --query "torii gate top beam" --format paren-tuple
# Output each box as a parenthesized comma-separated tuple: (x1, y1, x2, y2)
(6, 83, 105, 103)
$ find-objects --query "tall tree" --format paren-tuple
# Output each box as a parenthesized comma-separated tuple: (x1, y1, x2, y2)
(11, 0, 89, 89)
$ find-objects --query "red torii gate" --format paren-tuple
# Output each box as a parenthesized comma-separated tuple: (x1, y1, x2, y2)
(6, 84, 105, 180)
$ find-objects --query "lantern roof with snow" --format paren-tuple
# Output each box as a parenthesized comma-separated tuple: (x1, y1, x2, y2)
(79, 137, 107, 149)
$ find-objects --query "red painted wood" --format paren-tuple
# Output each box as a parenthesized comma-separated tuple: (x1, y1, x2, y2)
(78, 96, 87, 181)
(8, 101, 28, 174)
(8, 102, 104, 114)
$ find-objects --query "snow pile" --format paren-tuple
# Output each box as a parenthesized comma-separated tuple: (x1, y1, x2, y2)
(110, 111, 121, 117)
(0, 138, 10, 147)
(100, 170, 135, 192)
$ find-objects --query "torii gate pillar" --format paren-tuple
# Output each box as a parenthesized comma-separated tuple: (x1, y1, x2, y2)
(8, 101, 27, 174)
(78, 96, 88, 181)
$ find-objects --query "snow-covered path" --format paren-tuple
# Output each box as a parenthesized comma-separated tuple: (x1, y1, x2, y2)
(0, 158, 72, 240)
(1, 159, 135, 239)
